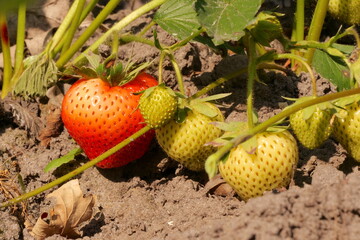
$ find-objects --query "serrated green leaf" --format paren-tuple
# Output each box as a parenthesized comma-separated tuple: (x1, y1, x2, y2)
(44, 148, 83, 173)
(154, 0, 201, 40)
(195, 0, 262, 45)
(191, 102, 218, 117)
(312, 49, 352, 91)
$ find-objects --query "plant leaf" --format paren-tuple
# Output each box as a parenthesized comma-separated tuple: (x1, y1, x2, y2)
(195, 0, 262, 45)
(247, 12, 284, 47)
(44, 148, 83, 173)
(13, 54, 58, 98)
(195, 93, 232, 102)
(154, 0, 202, 40)
(191, 102, 218, 117)
(312, 49, 353, 91)
(28, 179, 96, 239)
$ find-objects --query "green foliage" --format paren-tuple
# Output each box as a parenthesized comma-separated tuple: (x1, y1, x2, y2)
(154, 0, 201, 40)
(44, 148, 83, 173)
(195, 0, 262, 45)
(312, 49, 352, 91)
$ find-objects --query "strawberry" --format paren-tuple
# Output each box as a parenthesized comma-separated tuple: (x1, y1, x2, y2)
(156, 102, 224, 171)
(289, 99, 334, 149)
(61, 72, 158, 168)
(219, 130, 298, 201)
(328, 0, 360, 25)
(333, 100, 360, 161)
(138, 84, 178, 129)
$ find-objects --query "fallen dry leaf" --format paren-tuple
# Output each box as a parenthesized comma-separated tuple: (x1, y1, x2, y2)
(28, 179, 96, 239)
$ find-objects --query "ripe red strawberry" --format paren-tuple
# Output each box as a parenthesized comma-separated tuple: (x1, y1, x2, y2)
(219, 130, 299, 201)
(61, 72, 158, 168)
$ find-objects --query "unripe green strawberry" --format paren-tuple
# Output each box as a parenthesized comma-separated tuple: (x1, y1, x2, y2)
(328, 0, 360, 25)
(156, 103, 224, 171)
(333, 101, 360, 161)
(219, 130, 298, 201)
(290, 107, 333, 149)
(139, 85, 178, 128)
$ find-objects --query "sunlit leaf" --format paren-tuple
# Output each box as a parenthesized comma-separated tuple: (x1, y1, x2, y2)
(44, 148, 83, 173)
(154, 0, 201, 40)
(312, 49, 353, 91)
(195, 0, 262, 45)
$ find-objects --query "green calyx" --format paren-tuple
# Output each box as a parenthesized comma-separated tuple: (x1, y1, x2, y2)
(70, 53, 151, 86)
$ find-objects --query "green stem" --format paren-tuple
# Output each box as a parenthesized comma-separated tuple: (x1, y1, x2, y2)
(168, 53, 185, 95)
(158, 51, 166, 84)
(276, 53, 317, 96)
(1, 126, 151, 208)
(295, 0, 305, 42)
(305, 0, 329, 65)
(0, 14, 13, 99)
(52, 0, 99, 58)
(119, 34, 155, 47)
(138, 20, 156, 36)
(189, 62, 288, 101)
(169, 27, 205, 51)
(206, 87, 360, 178)
(72, 0, 168, 66)
(246, 36, 257, 129)
(190, 67, 247, 100)
(79, 0, 99, 23)
(60, 0, 86, 56)
(14, 2, 26, 73)
(49, 0, 80, 52)
(56, 0, 123, 68)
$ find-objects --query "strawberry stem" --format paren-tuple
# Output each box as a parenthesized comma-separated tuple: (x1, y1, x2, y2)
(48, 0, 81, 54)
(206, 87, 360, 179)
(0, 126, 152, 208)
(72, 0, 168, 66)
(60, 0, 86, 56)
(304, 0, 329, 66)
(245, 35, 257, 129)
(158, 51, 166, 84)
(169, 53, 185, 95)
(56, 0, 122, 68)
(0, 13, 13, 99)
(290, 0, 305, 70)
(138, 20, 156, 36)
(14, 2, 26, 74)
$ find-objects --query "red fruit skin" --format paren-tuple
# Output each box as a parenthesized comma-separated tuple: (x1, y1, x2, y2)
(61, 72, 157, 168)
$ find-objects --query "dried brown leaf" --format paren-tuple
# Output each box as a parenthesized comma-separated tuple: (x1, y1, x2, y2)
(3, 98, 43, 137)
(29, 179, 96, 239)
(38, 106, 62, 147)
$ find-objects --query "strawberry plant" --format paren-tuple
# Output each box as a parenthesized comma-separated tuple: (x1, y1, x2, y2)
(2, 0, 360, 209)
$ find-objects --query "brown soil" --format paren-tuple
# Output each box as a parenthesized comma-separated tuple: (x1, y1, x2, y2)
(1, 1, 360, 240)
